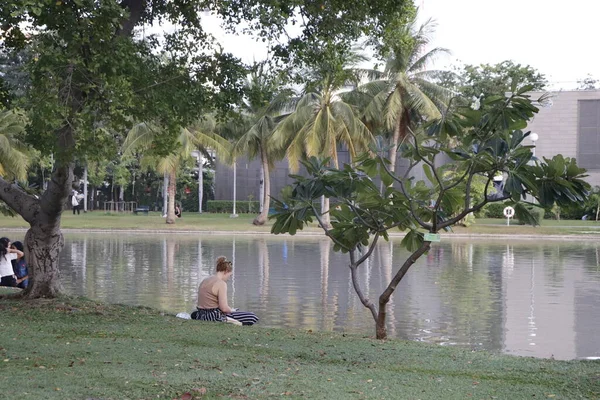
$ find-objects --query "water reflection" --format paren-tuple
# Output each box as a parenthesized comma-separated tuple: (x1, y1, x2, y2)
(8, 230, 598, 360)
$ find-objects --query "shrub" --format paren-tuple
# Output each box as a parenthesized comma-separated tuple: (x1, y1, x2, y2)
(516, 206, 545, 225)
(483, 202, 506, 218)
(207, 200, 260, 213)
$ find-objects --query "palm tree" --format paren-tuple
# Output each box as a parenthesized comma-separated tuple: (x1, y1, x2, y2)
(122, 121, 230, 224)
(233, 65, 296, 225)
(0, 109, 29, 181)
(351, 17, 451, 177)
(274, 52, 375, 228)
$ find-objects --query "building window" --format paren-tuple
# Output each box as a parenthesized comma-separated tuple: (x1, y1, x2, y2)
(578, 100, 600, 169)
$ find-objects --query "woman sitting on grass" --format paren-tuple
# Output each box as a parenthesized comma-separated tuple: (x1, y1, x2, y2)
(11, 241, 28, 289)
(192, 256, 258, 326)
(0, 237, 24, 287)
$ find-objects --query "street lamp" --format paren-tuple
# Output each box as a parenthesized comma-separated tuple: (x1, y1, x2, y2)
(190, 150, 203, 214)
(530, 132, 539, 158)
(231, 159, 238, 218)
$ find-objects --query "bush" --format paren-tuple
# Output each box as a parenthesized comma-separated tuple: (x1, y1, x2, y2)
(482, 202, 506, 218)
(516, 206, 545, 225)
(207, 200, 260, 213)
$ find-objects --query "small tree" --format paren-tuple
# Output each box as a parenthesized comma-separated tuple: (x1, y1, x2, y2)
(271, 87, 590, 339)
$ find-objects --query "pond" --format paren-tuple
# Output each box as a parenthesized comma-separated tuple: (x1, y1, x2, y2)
(6, 230, 600, 360)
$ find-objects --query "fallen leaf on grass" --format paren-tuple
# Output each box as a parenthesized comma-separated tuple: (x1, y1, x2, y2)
(180, 393, 192, 400)
(192, 387, 207, 395)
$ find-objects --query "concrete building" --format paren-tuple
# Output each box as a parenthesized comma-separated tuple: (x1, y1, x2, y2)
(526, 90, 600, 187)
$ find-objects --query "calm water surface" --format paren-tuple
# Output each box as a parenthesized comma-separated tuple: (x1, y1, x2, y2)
(12, 231, 600, 360)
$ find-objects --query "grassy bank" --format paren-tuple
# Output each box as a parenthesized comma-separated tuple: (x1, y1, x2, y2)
(0, 294, 598, 399)
(2, 212, 600, 237)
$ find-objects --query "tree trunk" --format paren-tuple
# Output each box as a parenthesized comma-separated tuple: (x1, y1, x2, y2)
(0, 156, 73, 298)
(321, 196, 331, 229)
(376, 308, 387, 340)
(253, 147, 270, 225)
(198, 160, 203, 213)
(162, 172, 168, 216)
(83, 165, 88, 212)
(24, 224, 64, 298)
(166, 169, 176, 224)
(259, 163, 264, 213)
(388, 108, 410, 181)
(90, 185, 95, 211)
(376, 241, 431, 339)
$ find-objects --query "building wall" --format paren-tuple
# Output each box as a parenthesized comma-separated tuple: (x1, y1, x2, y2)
(526, 90, 600, 186)
(214, 149, 421, 202)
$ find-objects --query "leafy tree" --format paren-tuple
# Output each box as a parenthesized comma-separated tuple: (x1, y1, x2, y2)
(274, 47, 374, 228)
(349, 17, 451, 178)
(271, 88, 590, 339)
(0, 109, 29, 181)
(0, 0, 414, 297)
(233, 63, 295, 225)
(123, 121, 230, 224)
(440, 60, 547, 100)
(577, 74, 598, 90)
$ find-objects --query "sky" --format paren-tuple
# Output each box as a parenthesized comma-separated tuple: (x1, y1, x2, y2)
(186, 0, 600, 91)
(418, 0, 600, 90)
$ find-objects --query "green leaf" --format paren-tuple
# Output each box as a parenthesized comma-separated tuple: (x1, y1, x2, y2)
(400, 229, 424, 252)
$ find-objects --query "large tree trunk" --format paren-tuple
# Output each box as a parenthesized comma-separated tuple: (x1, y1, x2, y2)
(166, 169, 176, 224)
(253, 147, 270, 225)
(0, 156, 73, 298)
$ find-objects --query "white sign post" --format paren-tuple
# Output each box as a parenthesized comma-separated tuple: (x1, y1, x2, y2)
(503, 206, 515, 226)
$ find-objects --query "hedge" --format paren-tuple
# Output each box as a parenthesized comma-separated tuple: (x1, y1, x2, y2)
(207, 200, 260, 213)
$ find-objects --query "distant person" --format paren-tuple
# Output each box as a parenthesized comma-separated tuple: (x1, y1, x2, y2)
(175, 204, 182, 218)
(0, 237, 24, 287)
(11, 241, 28, 289)
(71, 192, 81, 215)
(192, 256, 258, 325)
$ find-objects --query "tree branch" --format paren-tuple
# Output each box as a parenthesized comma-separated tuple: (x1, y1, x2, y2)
(356, 233, 379, 266)
(118, 0, 147, 37)
(379, 240, 431, 306)
(378, 154, 433, 231)
(0, 178, 39, 223)
(310, 204, 350, 252)
(349, 250, 378, 321)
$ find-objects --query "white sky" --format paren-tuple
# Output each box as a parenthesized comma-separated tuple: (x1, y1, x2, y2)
(155, 0, 600, 91)
(419, 0, 600, 90)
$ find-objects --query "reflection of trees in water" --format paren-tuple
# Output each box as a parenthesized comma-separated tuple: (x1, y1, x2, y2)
(439, 242, 495, 347)
(258, 238, 270, 305)
(319, 239, 339, 331)
(541, 245, 566, 287)
(377, 241, 397, 337)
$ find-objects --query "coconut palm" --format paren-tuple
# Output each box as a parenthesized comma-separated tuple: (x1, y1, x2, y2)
(233, 66, 296, 225)
(350, 17, 451, 177)
(0, 109, 29, 181)
(123, 120, 230, 224)
(274, 52, 375, 228)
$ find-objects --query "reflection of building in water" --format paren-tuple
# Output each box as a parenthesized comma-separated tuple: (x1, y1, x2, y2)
(502, 244, 599, 359)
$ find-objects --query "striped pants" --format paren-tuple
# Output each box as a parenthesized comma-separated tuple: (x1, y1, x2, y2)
(192, 308, 259, 326)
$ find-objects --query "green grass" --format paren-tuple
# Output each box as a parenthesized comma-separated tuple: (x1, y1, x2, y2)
(0, 294, 598, 400)
(3, 212, 600, 237)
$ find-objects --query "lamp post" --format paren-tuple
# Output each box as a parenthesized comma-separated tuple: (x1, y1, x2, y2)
(231, 159, 238, 218)
(190, 150, 203, 214)
(530, 132, 539, 158)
